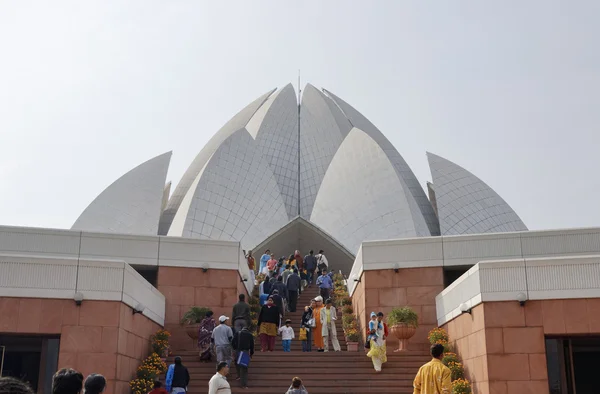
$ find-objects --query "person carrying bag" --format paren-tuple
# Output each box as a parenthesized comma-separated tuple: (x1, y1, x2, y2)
(231, 327, 254, 389)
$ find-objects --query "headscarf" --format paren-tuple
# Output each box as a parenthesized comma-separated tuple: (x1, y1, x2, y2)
(370, 312, 377, 318)
(315, 296, 323, 303)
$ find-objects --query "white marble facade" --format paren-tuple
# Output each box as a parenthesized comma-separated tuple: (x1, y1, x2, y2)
(72, 84, 528, 255)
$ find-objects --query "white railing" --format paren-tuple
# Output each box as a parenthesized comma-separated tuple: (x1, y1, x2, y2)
(435, 254, 600, 326)
(0, 225, 244, 270)
(347, 244, 364, 295)
(238, 247, 253, 295)
(0, 253, 165, 325)
(347, 227, 600, 295)
(122, 264, 166, 325)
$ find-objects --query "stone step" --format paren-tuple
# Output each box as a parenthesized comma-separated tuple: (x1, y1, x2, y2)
(168, 286, 421, 394)
(187, 372, 416, 380)
(170, 353, 429, 363)
(181, 360, 427, 370)
(169, 350, 429, 357)
(206, 386, 414, 394)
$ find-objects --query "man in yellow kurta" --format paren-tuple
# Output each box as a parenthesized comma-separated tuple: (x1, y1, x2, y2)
(413, 344, 452, 394)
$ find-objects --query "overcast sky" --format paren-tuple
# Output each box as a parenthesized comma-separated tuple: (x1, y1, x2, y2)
(1, 1, 599, 232)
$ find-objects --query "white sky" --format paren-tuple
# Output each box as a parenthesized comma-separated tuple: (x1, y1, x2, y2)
(1, 1, 599, 231)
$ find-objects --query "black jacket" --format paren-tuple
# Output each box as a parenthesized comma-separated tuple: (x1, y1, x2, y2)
(304, 254, 317, 271)
(270, 281, 288, 300)
(287, 274, 301, 292)
(258, 303, 281, 326)
(301, 308, 313, 328)
(271, 294, 284, 317)
(232, 329, 255, 356)
(171, 364, 190, 389)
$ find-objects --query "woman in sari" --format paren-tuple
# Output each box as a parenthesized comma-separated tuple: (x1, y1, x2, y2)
(198, 311, 216, 361)
(257, 296, 280, 351)
(366, 312, 387, 372)
(312, 296, 325, 351)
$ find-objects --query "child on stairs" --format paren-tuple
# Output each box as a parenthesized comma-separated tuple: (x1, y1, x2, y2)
(279, 319, 295, 352)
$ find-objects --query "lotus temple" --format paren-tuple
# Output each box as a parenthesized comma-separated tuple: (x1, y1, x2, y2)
(1, 83, 599, 393)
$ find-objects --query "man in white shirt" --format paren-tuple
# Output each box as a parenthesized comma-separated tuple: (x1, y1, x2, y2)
(208, 362, 231, 394)
(316, 250, 329, 272)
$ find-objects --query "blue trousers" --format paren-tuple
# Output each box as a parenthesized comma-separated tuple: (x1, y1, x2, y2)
(302, 329, 312, 352)
(282, 339, 291, 352)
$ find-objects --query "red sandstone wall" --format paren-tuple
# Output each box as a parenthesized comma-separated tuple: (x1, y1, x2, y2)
(442, 304, 489, 394)
(157, 267, 239, 351)
(0, 298, 160, 394)
(443, 299, 600, 394)
(361, 267, 443, 350)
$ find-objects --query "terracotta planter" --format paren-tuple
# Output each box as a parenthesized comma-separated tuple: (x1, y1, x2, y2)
(390, 323, 416, 352)
(347, 342, 359, 352)
(185, 323, 200, 340)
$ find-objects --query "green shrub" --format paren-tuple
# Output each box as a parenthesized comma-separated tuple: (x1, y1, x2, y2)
(442, 352, 459, 366)
(448, 361, 464, 381)
(180, 306, 212, 324)
(387, 307, 419, 328)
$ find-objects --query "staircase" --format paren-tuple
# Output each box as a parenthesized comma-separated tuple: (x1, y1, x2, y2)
(167, 285, 430, 393)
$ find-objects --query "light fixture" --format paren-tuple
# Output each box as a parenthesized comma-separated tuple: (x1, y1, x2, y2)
(73, 292, 84, 306)
(133, 303, 146, 315)
(459, 303, 472, 315)
(352, 274, 361, 283)
(516, 292, 527, 307)
(241, 274, 248, 282)
(201, 263, 209, 273)
(393, 263, 400, 273)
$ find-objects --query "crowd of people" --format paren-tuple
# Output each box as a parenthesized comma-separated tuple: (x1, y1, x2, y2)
(0, 369, 108, 394)
(192, 248, 335, 391)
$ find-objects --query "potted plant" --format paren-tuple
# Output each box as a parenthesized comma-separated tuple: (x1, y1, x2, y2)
(388, 306, 418, 352)
(345, 327, 360, 351)
(181, 306, 211, 340)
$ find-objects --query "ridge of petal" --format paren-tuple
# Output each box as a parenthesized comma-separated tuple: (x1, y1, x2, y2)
(72, 151, 172, 235)
(427, 152, 527, 235)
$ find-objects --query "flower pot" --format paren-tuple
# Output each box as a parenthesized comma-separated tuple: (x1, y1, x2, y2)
(185, 323, 200, 340)
(347, 342, 359, 352)
(390, 323, 416, 352)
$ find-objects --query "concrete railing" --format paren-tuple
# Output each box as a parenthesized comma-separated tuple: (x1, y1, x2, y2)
(347, 244, 364, 295)
(348, 227, 600, 296)
(435, 254, 600, 326)
(0, 253, 166, 325)
(238, 247, 253, 295)
(0, 225, 242, 269)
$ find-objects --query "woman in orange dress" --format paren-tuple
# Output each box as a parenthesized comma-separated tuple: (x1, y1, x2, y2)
(312, 296, 325, 351)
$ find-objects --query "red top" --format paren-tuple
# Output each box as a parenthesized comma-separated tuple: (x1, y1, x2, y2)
(149, 389, 168, 394)
(267, 258, 278, 271)
(247, 256, 255, 270)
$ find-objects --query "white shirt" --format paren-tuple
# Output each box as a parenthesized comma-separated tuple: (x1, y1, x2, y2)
(208, 372, 231, 394)
(316, 253, 329, 268)
(278, 325, 295, 340)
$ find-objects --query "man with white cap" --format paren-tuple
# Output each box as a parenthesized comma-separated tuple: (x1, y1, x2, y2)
(212, 315, 234, 365)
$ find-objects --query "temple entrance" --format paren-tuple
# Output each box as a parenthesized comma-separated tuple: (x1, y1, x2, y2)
(0, 335, 60, 394)
(546, 336, 600, 394)
(250, 217, 355, 274)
